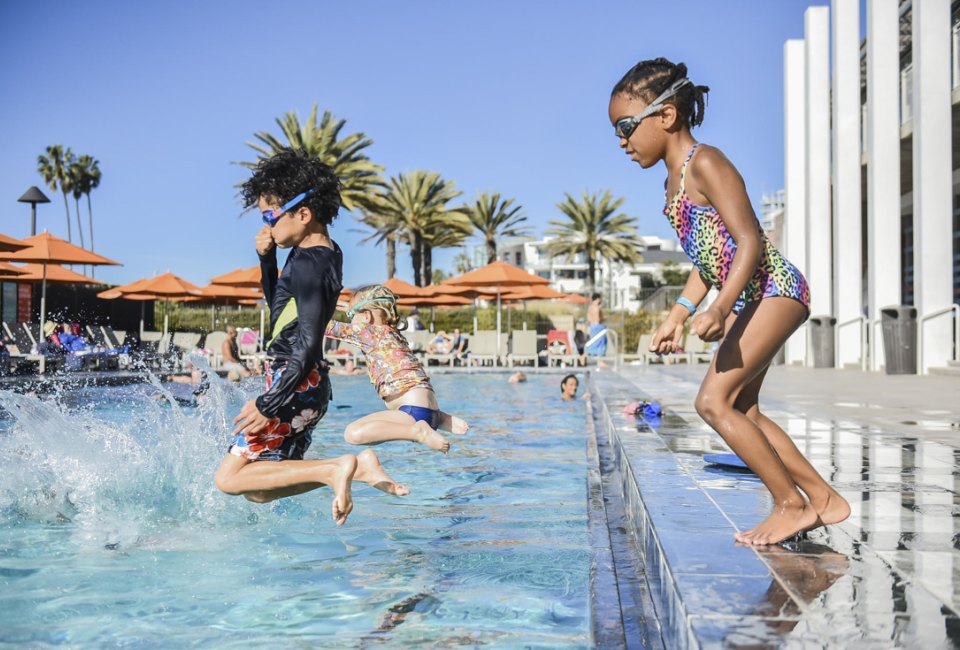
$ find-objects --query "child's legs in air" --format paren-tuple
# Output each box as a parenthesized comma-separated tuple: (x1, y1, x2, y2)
(694, 298, 821, 545)
(344, 408, 450, 453)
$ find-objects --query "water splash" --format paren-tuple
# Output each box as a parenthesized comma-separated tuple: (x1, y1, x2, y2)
(0, 363, 256, 549)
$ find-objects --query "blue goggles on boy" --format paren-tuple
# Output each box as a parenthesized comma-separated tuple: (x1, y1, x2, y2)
(614, 78, 692, 140)
(261, 189, 316, 227)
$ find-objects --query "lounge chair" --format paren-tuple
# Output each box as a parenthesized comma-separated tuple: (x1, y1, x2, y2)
(507, 330, 538, 367)
(100, 325, 126, 349)
(2, 321, 43, 367)
(684, 336, 715, 364)
(468, 331, 503, 366)
(172, 332, 202, 354)
(202, 331, 228, 369)
(545, 329, 579, 367)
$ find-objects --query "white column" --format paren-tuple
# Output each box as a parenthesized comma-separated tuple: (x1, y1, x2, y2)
(784, 39, 809, 366)
(866, 0, 902, 372)
(912, 0, 954, 374)
(806, 7, 833, 326)
(832, 0, 863, 369)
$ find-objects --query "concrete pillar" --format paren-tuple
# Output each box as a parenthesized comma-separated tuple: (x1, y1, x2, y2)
(805, 6, 833, 364)
(784, 39, 809, 366)
(912, 0, 954, 373)
(832, 0, 863, 369)
(866, 0, 902, 372)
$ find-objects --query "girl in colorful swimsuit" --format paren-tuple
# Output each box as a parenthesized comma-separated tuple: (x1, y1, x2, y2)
(608, 58, 849, 545)
(325, 285, 469, 454)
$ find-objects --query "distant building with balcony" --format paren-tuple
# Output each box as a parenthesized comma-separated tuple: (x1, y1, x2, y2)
(487, 234, 692, 313)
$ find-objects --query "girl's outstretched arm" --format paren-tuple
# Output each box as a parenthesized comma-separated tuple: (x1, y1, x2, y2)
(687, 147, 763, 340)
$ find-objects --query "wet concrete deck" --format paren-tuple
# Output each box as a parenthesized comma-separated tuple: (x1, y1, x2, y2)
(591, 363, 960, 648)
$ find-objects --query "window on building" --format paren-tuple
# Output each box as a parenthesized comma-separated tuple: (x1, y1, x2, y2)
(901, 210, 914, 306)
(900, 63, 913, 125)
(1, 281, 16, 327)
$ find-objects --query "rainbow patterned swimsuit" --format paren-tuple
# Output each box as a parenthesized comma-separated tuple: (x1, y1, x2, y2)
(663, 144, 811, 315)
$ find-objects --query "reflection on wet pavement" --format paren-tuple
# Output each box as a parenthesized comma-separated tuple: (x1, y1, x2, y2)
(592, 368, 960, 649)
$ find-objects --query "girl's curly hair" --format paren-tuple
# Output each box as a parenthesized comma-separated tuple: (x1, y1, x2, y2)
(241, 147, 342, 225)
(612, 58, 710, 129)
(351, 285, 407, 331)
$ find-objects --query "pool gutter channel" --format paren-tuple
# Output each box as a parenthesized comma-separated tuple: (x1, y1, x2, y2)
(587, 379, 665, 649)
(588, 372, 702, 650)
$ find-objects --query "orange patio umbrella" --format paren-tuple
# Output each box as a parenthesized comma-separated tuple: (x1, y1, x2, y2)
(444, 260, 550, 352)
(0, 233, 29, 254)
(0, 232, 121, 369)
(97, 272, 203, 336)
(500, 285, 566, 301)
(0, 262, 28, 277)
(563, 293, 591, 305)
(382, 277, 429, 298)
(14, 263, 105, 284)
(209, 265, 274, 289)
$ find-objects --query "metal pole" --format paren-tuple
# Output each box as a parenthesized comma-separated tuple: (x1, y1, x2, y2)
(38, 262, 47, 374)
(30, 204, 37, 237)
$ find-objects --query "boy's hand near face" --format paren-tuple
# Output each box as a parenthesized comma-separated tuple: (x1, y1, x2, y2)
(255, 226, 275, 256)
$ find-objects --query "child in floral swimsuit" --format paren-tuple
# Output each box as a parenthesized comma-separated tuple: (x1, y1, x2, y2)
(325, 285, 469, 454)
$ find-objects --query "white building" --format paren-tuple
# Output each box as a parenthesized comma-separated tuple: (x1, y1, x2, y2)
(490, 235, 692, 313)
(782, 0, 960, 374)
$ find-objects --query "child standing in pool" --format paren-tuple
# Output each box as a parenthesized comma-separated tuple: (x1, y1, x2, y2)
(325, 285, 469, 454)
(214, 149, 407, 525)
(608, 58, 849, 545)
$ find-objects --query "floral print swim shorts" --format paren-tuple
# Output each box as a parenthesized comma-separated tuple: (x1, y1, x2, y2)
(228, 362, 331, 462)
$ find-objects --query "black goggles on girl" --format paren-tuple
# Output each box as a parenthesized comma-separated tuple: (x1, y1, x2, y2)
(614, 78, 692, 140)
(261, 189, 316, 227)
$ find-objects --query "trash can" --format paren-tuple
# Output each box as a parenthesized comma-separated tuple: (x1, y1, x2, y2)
(880, 305, 917, 375)
(809, 315, 836, 368)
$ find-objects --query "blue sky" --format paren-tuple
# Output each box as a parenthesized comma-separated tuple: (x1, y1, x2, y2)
(0, 1, 851, 289)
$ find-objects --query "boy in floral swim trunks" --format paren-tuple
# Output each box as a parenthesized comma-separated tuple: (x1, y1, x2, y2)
(214, 149, 407, 525)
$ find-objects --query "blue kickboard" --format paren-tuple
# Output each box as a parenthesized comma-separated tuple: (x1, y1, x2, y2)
(703, 453, 752, 470)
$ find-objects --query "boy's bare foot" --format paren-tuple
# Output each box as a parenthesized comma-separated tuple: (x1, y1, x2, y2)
(415, 421, 450, 453)
(356, 449, 410, 496)
(330, 455, 357, 526)
(735, 502, 820, 546)
(450, 416, 469, 435)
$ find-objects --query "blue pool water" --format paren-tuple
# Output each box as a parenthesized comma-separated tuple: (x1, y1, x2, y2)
(0, 371, 592, 647)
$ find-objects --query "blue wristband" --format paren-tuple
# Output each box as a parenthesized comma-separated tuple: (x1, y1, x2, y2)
(676, 296, 698, 315)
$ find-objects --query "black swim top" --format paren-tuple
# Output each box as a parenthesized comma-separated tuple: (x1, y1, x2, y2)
(255, 242, 343, 418)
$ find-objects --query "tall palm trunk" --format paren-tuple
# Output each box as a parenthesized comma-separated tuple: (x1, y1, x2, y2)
(410, 232, 423, 286)
(61, 190, 72, 242)
(74, 196, 85, 248)
(386, 236, 396, 279)
(422, 242, 433, 286)
(587, 256, 597, 297)
(486, 237, 496, 264)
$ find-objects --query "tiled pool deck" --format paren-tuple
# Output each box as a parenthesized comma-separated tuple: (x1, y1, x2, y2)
(590, 363, 960, 648)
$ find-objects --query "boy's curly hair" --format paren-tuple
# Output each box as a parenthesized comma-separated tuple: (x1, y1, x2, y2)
(351, 285, 407, 331)
(241, 148, 342, 226)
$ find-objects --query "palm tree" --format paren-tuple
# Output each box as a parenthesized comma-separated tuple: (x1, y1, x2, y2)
(369, 171, 469, 286)
(76, 155, 101, 252)
(68, 163, 85, 248)
(37, 145, 74, 241)
(462, 193, 530, 264)
(354, 205, 404, 279)
(546, 190, 644, 296)
(240, 105, 384, 212)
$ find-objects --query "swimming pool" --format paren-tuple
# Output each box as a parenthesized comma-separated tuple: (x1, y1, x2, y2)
(0, 371, 592, 647)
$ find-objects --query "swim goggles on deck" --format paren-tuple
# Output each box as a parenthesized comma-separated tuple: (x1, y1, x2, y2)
(614, 78, 692, 140)
(261, 189, 316, 227)
(347, 295, 397, 319)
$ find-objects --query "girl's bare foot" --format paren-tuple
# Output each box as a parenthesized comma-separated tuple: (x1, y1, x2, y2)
(415, 421, 450, 453)
(330, 455, 358, 526)
(450, 416, 469, 435)
(808, 490, 851, 527)
(356, 449, 410, 496)
(735, 502, 820, 546)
